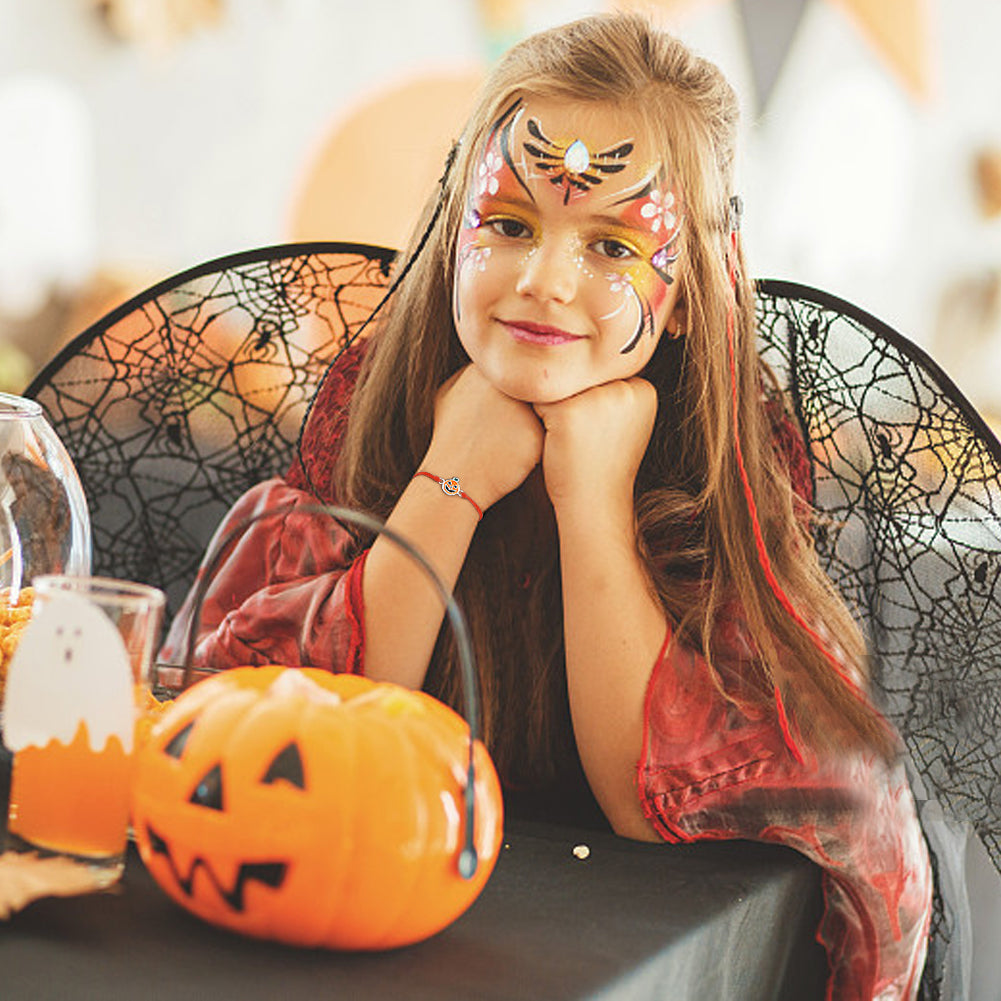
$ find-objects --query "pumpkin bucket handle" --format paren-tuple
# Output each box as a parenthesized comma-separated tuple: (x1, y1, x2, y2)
(178, 501, 483, 880)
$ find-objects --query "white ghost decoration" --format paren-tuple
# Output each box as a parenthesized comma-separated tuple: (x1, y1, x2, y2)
(2, 592, 134, 755)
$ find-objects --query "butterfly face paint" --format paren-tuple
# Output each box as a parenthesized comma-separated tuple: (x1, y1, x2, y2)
(604, 174, 682, 352)
(452, 96, 685, 404)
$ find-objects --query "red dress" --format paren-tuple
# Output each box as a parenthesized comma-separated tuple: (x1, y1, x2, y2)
(161, 337, 932, 1000)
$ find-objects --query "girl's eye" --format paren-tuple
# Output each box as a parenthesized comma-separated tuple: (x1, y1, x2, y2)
(487, 217, 531, 239)
(592, 238, 637, 261)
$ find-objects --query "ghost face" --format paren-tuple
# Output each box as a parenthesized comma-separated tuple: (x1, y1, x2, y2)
(2, 591, 135, 753)
(453, 96, 684, 404)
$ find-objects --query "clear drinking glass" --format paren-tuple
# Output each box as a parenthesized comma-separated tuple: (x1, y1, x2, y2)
(2, 576, 165, 885)
(30, 576, 166, 692)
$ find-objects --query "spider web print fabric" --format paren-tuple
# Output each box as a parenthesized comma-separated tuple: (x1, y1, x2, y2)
(26, 244, 394, 618)
(756, 280, 1001, 1001)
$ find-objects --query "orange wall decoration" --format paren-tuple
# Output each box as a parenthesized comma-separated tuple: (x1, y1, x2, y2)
(287, 71, 483, 254)
(829, 0, 933, 100)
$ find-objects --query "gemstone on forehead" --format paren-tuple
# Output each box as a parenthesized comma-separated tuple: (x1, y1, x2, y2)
(563, 139, 590, 175)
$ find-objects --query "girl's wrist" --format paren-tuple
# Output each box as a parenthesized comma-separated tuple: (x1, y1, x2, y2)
(411, 470, 484, 520)
(419, 449, 502, 511)
(552, 487, 634, 533)
(415, 453, 496, 512)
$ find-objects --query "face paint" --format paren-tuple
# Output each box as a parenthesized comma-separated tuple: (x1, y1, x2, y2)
(522, 117, 634, 205)
(454, 105, 528, 324)
(456, 207, 491, 274)
(602, 170, 683, 352)
(601, 265, 665, 355)
(614, 172, 683, 285)
(452, 96, 686, 404)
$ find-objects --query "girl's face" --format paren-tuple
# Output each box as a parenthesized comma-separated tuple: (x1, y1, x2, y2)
(453, 96, 684, 404)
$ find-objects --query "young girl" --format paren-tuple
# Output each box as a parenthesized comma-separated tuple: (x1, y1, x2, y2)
(162, 13, 932, 998)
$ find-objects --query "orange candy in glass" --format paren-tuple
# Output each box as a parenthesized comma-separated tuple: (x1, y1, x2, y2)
(7, 720, 132, 858)
(2, 576, 165, 884)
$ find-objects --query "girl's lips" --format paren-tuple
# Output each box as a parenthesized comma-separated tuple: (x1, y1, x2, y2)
(500, 320, 584, 345)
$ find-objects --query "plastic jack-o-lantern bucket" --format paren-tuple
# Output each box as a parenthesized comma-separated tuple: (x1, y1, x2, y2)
(131, 504, 503, 949)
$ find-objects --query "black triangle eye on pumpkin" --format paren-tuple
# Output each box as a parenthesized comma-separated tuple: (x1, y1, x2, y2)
(189, 763, 225, 811)
(260, 741, 305, 789)
(163, 720, 194, 759)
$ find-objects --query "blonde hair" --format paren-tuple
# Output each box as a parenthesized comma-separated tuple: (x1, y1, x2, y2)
(331, 12, 894, 783)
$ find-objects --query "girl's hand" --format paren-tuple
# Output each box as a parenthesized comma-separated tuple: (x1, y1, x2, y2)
(424, 364, 544, 510)
(533, 378, 657, 517)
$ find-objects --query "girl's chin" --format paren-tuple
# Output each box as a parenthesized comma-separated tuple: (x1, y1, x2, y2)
(487, 370, 585, 405)
(503, 383, 578, 405)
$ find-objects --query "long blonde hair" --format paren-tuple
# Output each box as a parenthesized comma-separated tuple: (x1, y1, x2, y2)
(329, 12, 895, 783)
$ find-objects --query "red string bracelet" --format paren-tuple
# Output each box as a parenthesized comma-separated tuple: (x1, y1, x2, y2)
(413, 471, 484, 520)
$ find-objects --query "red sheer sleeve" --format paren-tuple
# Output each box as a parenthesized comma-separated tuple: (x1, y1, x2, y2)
(638, 623, 932, 1000)
(159, 478, 368, 673)
(286, 337, 370, 502)
(160, 338, 374, 673)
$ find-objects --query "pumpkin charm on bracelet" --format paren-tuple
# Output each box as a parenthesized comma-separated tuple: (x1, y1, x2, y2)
(131, 666, 503, 950)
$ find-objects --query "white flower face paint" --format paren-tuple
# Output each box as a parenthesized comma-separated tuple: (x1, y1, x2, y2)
(476, 151, 503, 197)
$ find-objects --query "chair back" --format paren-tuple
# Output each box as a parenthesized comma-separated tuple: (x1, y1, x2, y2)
(25, 242, 394, 617)
(757, 279, 1001, 999)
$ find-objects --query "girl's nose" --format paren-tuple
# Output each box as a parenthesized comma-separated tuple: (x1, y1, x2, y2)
(515, 241, 578, 304)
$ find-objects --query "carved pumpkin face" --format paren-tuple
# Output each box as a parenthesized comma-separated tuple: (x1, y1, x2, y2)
(131, 667, 503, 949)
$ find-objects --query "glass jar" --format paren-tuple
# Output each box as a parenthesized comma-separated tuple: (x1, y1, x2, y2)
(0, 393, 91, 808)
(0, 392, 91, 595)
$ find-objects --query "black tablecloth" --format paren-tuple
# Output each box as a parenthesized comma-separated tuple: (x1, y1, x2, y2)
(0, 800, 827, 1001)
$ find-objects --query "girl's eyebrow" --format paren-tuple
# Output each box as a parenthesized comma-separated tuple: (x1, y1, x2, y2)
(585, 213, 670, 248)
(587, 212, 652, 233)
(610, 169, 662, 208)
(472, 193, 535, 214)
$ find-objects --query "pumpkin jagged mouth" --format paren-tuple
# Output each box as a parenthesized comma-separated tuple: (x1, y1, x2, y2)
(146, 825, 289, 912)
